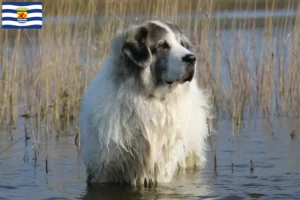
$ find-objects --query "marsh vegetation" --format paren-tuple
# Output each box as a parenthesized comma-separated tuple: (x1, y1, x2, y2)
(0, 0, 299, 199)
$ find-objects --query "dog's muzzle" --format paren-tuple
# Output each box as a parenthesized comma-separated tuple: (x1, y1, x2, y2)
(165, 54, 196, 85)
(181, 54, 196, 82)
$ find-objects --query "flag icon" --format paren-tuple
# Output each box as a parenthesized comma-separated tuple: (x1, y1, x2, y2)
(2, 2, 42, 29)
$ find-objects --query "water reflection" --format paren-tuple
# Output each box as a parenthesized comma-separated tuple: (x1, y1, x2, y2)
(81, 169, 216, 200)
(0, 118, 300, 199)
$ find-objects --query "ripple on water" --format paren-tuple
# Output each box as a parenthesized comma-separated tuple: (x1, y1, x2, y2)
(219, 195, 245, 200)
(260, 164, 275, 169)
(247, 193, 267, 198)
(0, 185, 18, 190)
(241, 183, 267, 187)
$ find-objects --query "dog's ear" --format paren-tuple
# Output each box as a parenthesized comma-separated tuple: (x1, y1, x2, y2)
(122, 26, 152, 68)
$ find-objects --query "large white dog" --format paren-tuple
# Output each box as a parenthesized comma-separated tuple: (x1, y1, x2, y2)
(80, 20, 211, 186)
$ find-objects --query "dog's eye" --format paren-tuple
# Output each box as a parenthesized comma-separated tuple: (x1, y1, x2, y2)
(158, 40, 169, 50)
(180, 40, 185, 47)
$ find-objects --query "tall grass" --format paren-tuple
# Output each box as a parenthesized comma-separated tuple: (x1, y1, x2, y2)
(0, 0, 299, 137)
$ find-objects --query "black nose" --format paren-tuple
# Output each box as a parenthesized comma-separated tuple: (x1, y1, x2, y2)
(182, 54, 196, 65)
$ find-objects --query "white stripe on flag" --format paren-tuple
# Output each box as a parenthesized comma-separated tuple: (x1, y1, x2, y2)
(2, 13, 43, 18)
(2, 5, 42, 10)
(2, 21, 42, 26)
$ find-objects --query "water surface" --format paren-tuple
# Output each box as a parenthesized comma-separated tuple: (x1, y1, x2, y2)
(1, 118, 299, 200)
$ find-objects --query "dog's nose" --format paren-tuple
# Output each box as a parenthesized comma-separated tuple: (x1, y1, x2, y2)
(182, 54, 196, 65)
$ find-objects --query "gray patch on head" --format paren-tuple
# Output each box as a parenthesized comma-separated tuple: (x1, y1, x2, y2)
(146, 22, 169, 49)
(144, 22, 172, 86)
(160, 21, 183, 39)
(151, 51, 169, 86)
(160, 21, 192, 50)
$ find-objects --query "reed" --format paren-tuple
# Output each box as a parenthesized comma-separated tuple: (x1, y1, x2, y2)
(0, 0, 299, 137)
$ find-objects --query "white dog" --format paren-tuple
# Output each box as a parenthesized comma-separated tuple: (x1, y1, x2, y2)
(80, 20, 211, 186)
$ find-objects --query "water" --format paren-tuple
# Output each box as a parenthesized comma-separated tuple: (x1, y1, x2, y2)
(1, 5, 300, 200)
(1, 117, 299, 200)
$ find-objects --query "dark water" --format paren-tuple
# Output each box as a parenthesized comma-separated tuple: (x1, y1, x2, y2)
(1, 118, 299, 200)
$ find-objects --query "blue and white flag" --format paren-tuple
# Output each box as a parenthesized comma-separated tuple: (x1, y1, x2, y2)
(2, 2, 42, 29)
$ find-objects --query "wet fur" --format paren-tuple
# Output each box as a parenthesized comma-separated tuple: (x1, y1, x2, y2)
(80, 21, 211, 186)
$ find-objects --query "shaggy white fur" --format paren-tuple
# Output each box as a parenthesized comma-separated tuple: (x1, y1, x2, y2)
(80, 23, 211, 186)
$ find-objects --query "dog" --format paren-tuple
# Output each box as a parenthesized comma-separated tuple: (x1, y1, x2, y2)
(79, 20, 211, 186)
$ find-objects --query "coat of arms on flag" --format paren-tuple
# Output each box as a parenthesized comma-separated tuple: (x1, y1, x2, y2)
(2, 2, 42, 29)
(17, 7, 28, 23)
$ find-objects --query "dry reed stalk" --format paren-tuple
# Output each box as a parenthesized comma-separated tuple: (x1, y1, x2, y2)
(0, 0, 299, 137)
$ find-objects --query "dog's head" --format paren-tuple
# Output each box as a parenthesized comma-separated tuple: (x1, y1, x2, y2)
(114, 21, 196, 95)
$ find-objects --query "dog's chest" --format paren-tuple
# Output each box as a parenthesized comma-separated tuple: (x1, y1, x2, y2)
(121, 95, 188, 142)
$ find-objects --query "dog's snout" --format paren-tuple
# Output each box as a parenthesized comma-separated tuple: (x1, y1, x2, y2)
(182, 54, 196, 65)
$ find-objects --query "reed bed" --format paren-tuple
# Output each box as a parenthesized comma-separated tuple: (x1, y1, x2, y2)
(0, 0, 299, 138)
